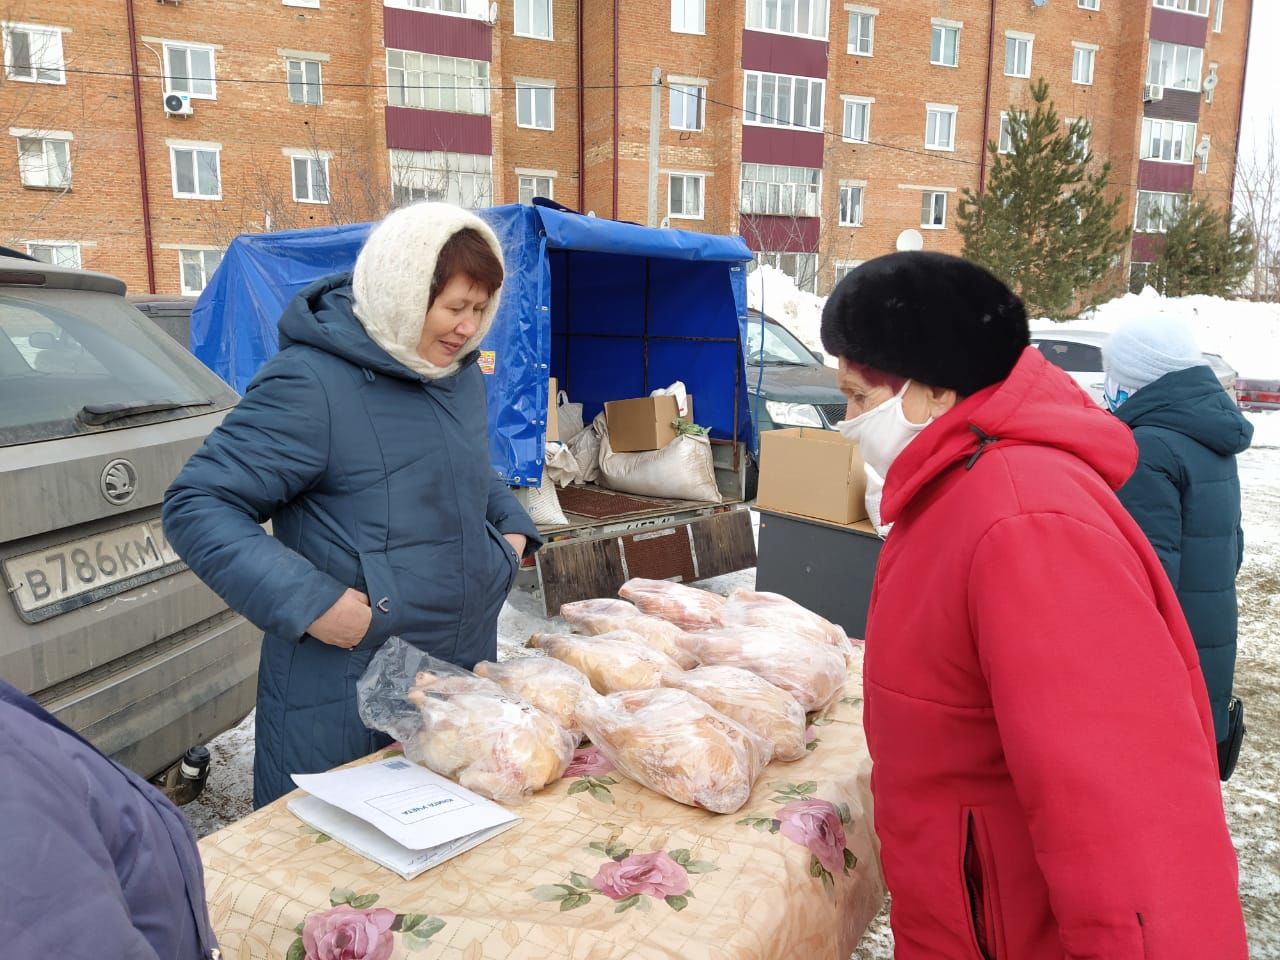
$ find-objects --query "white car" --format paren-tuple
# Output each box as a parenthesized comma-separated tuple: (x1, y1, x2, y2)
(1030, 329, 1237, 407)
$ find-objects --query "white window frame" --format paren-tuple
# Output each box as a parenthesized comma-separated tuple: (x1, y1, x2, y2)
(25, 241, 81, 268)
(2, 22, 67, 84)
(671, 0, 705, 35)
(515, 0, 553, 39)
(284, 0, 321, 7)
(1078, 0, 1100, 9)
(515, 79, 555, 130)
(383, 0, 487, 17)
(168, 141, 222, 200)
(1213, 0, 1225, 31)
(162, 41, 217, 100)
(743, 70, 826, 132)
(1153, 0, 1210, 15)
(1135, 190, 1186, 233)
(13, 129, 73, 189)
(389, 149, 493, 209)
(1004, 31, 1033, 78)
(1147, 40, 1204, 92)
(1141, 118, 1197, 164)
(669, 80, 706, 131)
(1064, 117, 1090, 160)
(931, 20, 961, 68)
(754, 251, 819, 294)
(925, 103, 958, 152)
(833, 260, 863, 287)
(177, 247, 223, 295)
(740, 163, 822, 217)
(287, 150, 331, 204)
(921, 190, 948, 229)
(846, 6, 876, 56)
(386, 49, 491, 114)
(841, 96, 872, 143)
(516, 169, 555, 205)
(838, 182, 865, 226)
(1072, 42, 1097, 85)
(747, 0, 830, 41)
(285, 57, 323, 105)
(998, 112, 1013, 154)
(667, 172, 705, 220)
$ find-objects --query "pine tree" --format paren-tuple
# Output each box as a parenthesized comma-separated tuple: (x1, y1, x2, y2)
(1147, 196, 1256, 298)
(957, 79, 1130, 322)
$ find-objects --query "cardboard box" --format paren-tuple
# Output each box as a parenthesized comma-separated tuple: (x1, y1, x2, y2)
(604, 394, 695, 453)
(756, 428, 868, 525)
(547, 377, 559, 442)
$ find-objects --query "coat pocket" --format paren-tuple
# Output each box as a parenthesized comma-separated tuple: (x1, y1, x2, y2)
(355, 551, 399, 649)
(485, 521, 519, 596)
(961, 807, 1001, 960)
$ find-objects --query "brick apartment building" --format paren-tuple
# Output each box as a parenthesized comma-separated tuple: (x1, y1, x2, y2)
(0, 0, 1252, 298)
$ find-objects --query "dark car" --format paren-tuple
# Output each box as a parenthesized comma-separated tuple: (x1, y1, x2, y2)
(745, 309, 847, 432)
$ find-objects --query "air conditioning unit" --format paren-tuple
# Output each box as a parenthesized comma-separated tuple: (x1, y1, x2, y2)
(1143, 84, 1164, 103)
(163, 92, 193, 117)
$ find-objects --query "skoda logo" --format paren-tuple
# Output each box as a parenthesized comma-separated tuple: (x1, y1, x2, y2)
(101, 459, 138, 506)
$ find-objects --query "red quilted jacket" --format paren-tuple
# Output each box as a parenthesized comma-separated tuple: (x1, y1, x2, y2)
(865, 347, 1247, 959)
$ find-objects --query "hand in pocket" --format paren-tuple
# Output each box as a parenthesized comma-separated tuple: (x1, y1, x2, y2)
(306, 589, 373, 649)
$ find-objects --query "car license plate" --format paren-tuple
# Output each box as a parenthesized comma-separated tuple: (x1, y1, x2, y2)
(4, 520, 182, 618)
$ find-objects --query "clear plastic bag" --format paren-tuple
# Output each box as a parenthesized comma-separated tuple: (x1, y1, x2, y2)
(566, 416, 603, 484)
(575, 687, 773, 814)
(720, 588, 855, 660)
(678, 628, 847, 712)
(617, 577, 727, 631)
(357, 638, 577, 804)
(526, 630, 681, 694)
(474, 656, 595, 738)
(662, 665, 808, 762)
(559, 597, 698, 669)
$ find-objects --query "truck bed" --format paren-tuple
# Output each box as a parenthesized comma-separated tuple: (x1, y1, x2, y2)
(539, 483, 738, 536)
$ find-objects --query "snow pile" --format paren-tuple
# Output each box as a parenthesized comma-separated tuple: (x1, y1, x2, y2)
(1247, 412, 1280, 449)
(747, 265, 829, 363)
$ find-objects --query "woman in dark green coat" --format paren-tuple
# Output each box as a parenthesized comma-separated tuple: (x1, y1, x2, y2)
(1103, 314, 1253, 779)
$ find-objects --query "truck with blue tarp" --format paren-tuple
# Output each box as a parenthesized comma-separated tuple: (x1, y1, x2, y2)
(191, 201, 758, 611)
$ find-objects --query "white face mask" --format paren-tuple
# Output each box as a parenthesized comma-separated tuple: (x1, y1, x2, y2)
(837, 380, 932, 481)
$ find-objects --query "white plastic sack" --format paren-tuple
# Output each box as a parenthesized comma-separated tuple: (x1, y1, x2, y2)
(557, 390, 586, 442)
(567, 413, 603, 484)
(596, 415, 722, 503)
(523, 468, 569, 526)
(544, 442, 581, 488)
(650, 380, 691, 418)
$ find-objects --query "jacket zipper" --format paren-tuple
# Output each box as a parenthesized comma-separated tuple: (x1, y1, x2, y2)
(964, 811, 996, 960)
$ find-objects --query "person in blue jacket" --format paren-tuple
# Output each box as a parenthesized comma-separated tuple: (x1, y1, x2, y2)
(1103, 313, 1253, 779)
(164, 203, 542, 808)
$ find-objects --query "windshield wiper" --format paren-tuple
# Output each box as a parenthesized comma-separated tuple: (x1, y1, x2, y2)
(749, 359, 811, 367)
(77, 399, 213, 425)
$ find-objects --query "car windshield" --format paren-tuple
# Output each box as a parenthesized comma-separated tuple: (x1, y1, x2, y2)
(0, 287, 237, 446)
(745, 316, 815, 366)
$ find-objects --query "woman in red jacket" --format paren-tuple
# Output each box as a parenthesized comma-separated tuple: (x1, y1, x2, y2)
(821, 252, 1246, 959)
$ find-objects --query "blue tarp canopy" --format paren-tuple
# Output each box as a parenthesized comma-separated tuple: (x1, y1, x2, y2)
(192, 204, 755, 486)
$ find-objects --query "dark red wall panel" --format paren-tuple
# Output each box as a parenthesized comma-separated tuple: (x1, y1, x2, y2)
(385, 106, 492, 154)
(384, 7, 492, 60)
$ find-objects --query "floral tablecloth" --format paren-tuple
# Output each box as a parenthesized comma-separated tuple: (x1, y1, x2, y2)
(198, 653, 884, 960)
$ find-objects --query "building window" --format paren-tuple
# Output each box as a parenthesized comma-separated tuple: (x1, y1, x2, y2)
(740, 163, 821, 217)
(1213, 0, 1225, 31)
(1147, 41, 1203, 92)
(169, 144, 221, 199)
(668, 173, 705, 220)
(179, 248, 223, 295)
(15, 134, 71, 189)
(390, 149, 492, 209)
(998, 113, 1014, 154)
(1141, 118, 1196, 163)
(838, 184, 864, 226)
(746, 0, 829, 40)
(1005, 33, 1033, 78)
(3, 22, 65, 83)
(1064, 118, 1090, 160)
(1078, 0, 1100, 9)
(743, 71, 825, 131)
(387, 50, 490, 114)
(1153, 0, 1209, 14)
(1134, 190, 1186, 233)
(291, 155, 330, 203)
(284, 0, 321, 7)
(383, 0, 479, 14)
(515, 80, 555, 130)
(847, 9, 875, 55)
(842, 97, 871, 143)
(1128, 261, 1151, 294)
(925, 104, 957, 151)
(931, 22, 960, 67)
(515, 0, 553, 38)
(1072, 43, 1097, 85)
(753, 252, 818, 294)
(671, 0, 705, 34)
(670, 84, 705, 131)
(921, 190, 948, 229)
(517, 173, 553, 205)
(26, 242, 80, 268)
(286, 58, 323, 105)
(833, 260, 863, 288)
(164, 43, 217, 99)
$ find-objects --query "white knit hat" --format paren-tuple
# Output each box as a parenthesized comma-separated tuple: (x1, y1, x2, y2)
(1101, 314, 1204, 396)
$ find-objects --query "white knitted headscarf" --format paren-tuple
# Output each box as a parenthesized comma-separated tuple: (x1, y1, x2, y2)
(352, 202, 504, 380)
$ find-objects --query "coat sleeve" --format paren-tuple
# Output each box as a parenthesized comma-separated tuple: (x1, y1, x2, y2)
(969, 513, 1244, 958)
(162, 357, 347, 641)
(486, 472, 543, 556)
(1115, 431, 1183, 589)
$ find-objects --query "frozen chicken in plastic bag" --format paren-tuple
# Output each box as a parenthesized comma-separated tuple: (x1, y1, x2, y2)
(357, 639, 576, 804)
(559, 598, 698, 669)
(663, 665, 808, 762)
(680, 628, 847, 711)
(474, 656, 595, 736)
(575, 687, 773, 814)
(720, 588, 855, 661)
(617, 578, 726, 631)
(526, 630, 680, 694)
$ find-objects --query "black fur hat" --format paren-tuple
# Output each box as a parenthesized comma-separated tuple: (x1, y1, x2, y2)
(820, 252, 1029, 397)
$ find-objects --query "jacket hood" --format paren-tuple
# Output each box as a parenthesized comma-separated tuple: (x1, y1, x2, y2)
(352, 202, 504, 380)
(880, 346, 1138, 524)
(1116, 364, 1254, 457)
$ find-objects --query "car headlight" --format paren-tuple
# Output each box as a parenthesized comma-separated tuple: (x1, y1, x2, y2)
(764, 401, 824, 428)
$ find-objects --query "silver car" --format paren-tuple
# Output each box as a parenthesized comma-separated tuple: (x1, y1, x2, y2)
(0, 251, 259, 789)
